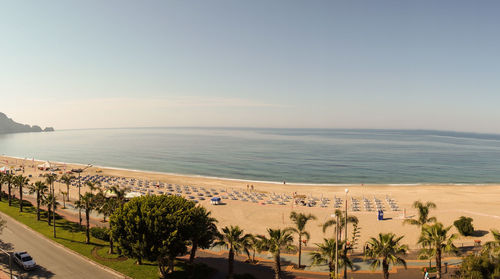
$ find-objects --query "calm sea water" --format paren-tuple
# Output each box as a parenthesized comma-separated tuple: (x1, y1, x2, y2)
(1, 128, 500, 184)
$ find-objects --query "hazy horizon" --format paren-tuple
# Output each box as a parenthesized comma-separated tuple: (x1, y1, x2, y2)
(2, 1, 500, 133)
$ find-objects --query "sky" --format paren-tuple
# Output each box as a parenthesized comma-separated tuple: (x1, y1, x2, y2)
(1, 1, 499, 133)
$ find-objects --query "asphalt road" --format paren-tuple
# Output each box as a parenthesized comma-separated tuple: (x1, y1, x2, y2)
(0, 212, 122, 279)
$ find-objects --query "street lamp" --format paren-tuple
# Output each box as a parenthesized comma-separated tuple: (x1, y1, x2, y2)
(73, 164, 92, 226)
(344, 188, 349, 279)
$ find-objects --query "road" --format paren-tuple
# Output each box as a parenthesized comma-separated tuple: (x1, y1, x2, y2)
(0, 212, 122, 279)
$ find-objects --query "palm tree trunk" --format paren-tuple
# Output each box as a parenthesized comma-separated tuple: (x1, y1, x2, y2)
(8, 182, 11, 206)
(383, 259, 389, 279)
(86, 209, 90, 244)
(329, 261, 334, 279)
(189, 241, 198, 263)
(66, 184, 70, 201)
(0, 183, 2, 201)
(228, 248, 234, 279)
(436, 249, 442, 279)
(298, 234, 302, 268)
(19, 184, 23, 212)
(36, 191, 40, 221)
(274, 252, 281, 279)
(48, 207, 52, 225)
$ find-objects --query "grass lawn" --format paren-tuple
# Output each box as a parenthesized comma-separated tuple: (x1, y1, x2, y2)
(0, 197, 214, 279)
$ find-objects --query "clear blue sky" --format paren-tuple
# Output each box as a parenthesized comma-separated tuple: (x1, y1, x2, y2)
(1, 1, 499, 133)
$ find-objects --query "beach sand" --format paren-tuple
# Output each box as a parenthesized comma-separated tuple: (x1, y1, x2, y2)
(2, 155, 500, 249)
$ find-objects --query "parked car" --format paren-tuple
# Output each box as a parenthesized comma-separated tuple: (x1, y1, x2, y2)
(13, 251, 36, 270)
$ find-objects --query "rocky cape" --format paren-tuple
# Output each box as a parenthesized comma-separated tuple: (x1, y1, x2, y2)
(0, 112, 54, 134)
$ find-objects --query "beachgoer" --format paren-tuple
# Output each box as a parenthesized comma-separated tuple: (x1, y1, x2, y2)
(423, 268, 429, 279)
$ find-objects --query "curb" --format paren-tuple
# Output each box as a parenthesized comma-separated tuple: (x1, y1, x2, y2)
(0, 211, 132, 279)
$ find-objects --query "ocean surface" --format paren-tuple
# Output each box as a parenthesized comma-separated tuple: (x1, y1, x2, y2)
(1, 128, 500, 184)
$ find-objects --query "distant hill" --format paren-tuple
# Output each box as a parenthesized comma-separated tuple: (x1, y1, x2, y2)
(0, 112, 54, 134)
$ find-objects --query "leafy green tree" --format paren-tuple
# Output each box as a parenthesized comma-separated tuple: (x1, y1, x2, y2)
(457, 252, 500, 279)
(110, 195, 197, 277)
(75, 192, 97, 244)
(288, 211, 316, 268)
(213, 225, 251, 279)
(322, 209, 358, 240)
(310, 238, 353, 279)
(418, 222, 458, 279)
(60, 174, 74, 201)
(188, 206, 218, 264)
(403, 201, 437, 227)
(364, 233, 408, 279)
(453, 216, 474, 236)
(259, 228, 295, 279)
(483, 229, 500, 257)
(29, 181, 48, 221)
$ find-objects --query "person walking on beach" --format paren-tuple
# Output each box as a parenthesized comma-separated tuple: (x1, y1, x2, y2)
(423, 268, 429, 279)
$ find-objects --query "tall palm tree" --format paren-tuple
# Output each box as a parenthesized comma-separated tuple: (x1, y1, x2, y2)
(105, 185, 128, 254)
(44, 173, 58, 237)
(418, 222, 458, 279)
(188, 206, 218, 263)
(85, 181, 100, 194)
(42, 193, 58, 225)
(213, 226, 251, 279)
(483, 229, 500, 257)
(29, 181, 48, 221)
(14, 175, 29, 212)
(75, 192, 97, 244)
(0, 172, 4, 201)
(310, 238, 353, 279)
(60, 174, 74, 201)
(364, 233, 408, 279)
(322, 209, 359, 240)
(3, 173, 15, 206)
(259, 228, 296, 279)
(403, 201, 437, 227)
(288, 211, 316, 268)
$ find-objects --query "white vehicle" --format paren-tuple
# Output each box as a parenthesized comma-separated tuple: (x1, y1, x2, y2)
(13, 251, 36, 270)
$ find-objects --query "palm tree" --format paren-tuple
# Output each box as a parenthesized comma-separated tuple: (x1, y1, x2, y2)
(14, 175, 29, 212)
(245, 234, 263, 264)
(3, 173, 15, 206)
(0, 172, 4, 201)
(364, 233, 408, 279)
(188, 207, 218, 264)
(44, 173, 58, 237)
(105, 185, 128, 254)
(403, 201, 437, 227)
(60, 174, 74, 201)
(85, 181, 100, 194)
(259, 228, 296, 279)
(418, 223, 458, 279)
(322, 209, 358, 240)
(310, 238, 353, 279)
(75, 192, 97, 244)
(29, 181, 48, 221)
(213, 226, 251, 279)
(483, 229, 500, 257)
(288, 211, 316, 268)
(42, 193, 58, 225)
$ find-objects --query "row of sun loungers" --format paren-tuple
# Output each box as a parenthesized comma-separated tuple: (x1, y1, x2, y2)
(58, 175, 400, 210)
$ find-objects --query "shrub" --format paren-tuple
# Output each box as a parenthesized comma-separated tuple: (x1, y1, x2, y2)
(90, 227, 110, 241)
(453, 216, 474, 236)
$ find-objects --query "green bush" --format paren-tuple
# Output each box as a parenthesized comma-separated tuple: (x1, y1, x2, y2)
(90, 226, 110, 241)
(454, 216, 474, 236)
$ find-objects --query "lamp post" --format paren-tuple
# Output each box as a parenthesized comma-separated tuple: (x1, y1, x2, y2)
(344, 188, 349, 279)
(74, 164, 92, 226)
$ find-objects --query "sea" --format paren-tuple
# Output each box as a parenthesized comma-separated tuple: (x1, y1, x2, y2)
(1, 127, 500, 184)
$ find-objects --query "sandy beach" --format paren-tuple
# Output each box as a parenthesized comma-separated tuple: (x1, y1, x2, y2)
(2, 155, 500, 250)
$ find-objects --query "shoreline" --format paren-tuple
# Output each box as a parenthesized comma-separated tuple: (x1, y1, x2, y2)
(2, 155, 499, 187)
